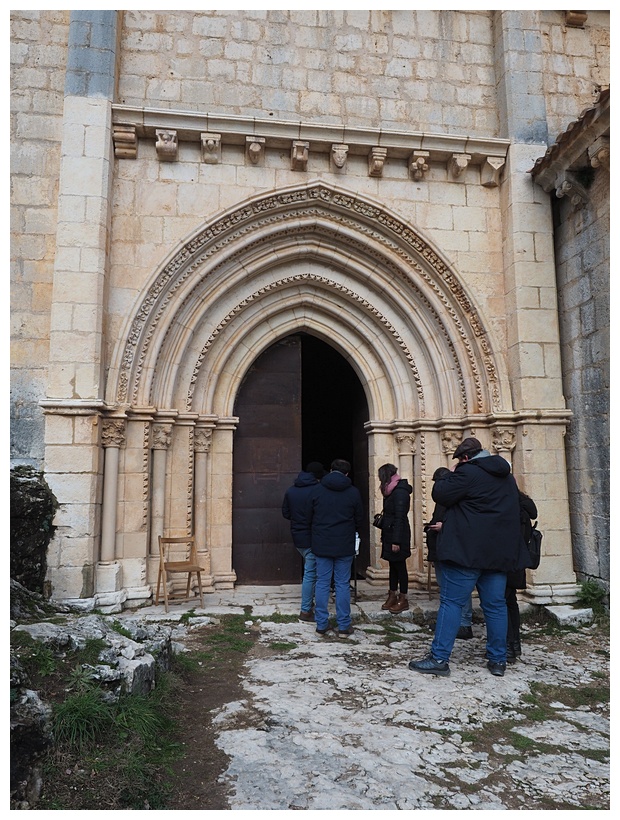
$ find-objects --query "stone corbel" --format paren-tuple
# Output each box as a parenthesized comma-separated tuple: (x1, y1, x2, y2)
(201, 132, 222, 164)
(291, 140, 310, 172)
(449, 153, 471, 179)
(368, 147, 388, 177)
(565, 11, 587, 27)
(588, 135, 609, 171)
(155, 129, 178, 161)
(555, 171, 588, 209)
(246, 136, 265, 166)
(113, 124, 137, 159)
(330, 143, 349, 173)
(481, 156, 505, 187)
(409, 150, 429, 181)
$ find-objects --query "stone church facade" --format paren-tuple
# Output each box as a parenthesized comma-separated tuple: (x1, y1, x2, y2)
(10, 10, 610, 611)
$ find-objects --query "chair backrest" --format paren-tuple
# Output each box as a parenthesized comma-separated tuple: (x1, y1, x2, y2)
(158, 535, 197, 565)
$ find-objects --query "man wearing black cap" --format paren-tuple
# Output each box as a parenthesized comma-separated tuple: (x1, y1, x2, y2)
(409, 437, 529, 678)
(282, 462, 326, 622)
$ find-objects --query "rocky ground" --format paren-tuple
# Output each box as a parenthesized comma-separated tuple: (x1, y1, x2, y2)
(129, 584, 610, 811)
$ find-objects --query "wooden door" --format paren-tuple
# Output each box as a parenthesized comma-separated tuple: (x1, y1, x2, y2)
(232, 337, 302, 583)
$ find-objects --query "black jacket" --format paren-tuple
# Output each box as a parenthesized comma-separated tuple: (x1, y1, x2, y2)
(281, 471, 319, 548)
(432, 452, 530, 571)
(507, 492, 538, 588)
(307, 471, 363, 558)
(380, 479, 412, 561)
(425, 501, 447, 563)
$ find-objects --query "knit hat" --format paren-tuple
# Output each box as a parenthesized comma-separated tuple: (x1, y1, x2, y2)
(453, 437, 483, 459)
(305, 461, 326, 479)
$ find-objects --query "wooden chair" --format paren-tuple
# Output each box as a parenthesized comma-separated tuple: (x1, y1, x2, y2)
(156, 535, 205, 612)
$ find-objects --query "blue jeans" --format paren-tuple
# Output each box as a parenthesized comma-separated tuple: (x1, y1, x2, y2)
(314, 554, 353, 631)
(431, 563, 507, 664)
(434, 562, 473, 627)
(296, 547, 317, 613)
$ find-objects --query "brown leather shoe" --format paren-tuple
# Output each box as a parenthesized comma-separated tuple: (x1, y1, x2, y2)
(381, 590, 398, 610)
(389, 594, 409, 613)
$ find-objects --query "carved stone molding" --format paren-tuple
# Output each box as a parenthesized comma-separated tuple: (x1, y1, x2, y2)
(246, 136, 265, 166)
(368, 147, 387, 177)
(201, 132, 221, 164)
(113, 123, 137, 159)
(101, 418, 126, 448)
(151, 423, 173, 450)
(449, 153, 471, 178)
(480, 156, 505, 187)
(291, 140, 309, 171)
(330, 144, 349, 173)
(155, 129, 178, 161)
(588, 135, 609, 170)
(409, 150, 429, 180)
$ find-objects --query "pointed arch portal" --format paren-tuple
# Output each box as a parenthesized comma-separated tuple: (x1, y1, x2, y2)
(107, 180, 513, 590)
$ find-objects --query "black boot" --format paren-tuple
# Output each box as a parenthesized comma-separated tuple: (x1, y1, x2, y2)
(506, 641, 517, 663)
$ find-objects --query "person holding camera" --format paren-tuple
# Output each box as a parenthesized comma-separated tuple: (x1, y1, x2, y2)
(377, 463, 413, 614)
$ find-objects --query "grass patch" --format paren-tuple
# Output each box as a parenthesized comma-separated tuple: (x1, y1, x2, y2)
(269, 641, 297, 652)
(261, 613, 299, 623)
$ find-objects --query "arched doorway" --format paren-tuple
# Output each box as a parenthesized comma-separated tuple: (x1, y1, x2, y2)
(232, 334, 369, 584)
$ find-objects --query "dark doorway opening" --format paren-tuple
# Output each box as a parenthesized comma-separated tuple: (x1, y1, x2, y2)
(232, 333, 370, 584)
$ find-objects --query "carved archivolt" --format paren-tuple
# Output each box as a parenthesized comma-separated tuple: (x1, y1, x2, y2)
(113, 182, 504, 416)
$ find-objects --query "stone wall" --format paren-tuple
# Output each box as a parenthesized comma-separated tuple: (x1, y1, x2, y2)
(555, 168, 610, 589)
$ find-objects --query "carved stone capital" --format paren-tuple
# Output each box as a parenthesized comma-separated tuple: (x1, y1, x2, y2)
(491, 428, 516, 453)
(102, 418, 126, 448)
(449, 153, 471, 178)
(113, 123, 137, 159)
(201, 132, 222, 164)
(409, 150, 429, 181)
(151, 423, 173, 450)
(441, 431, 462, 456)
(395, 433, 416, 455)
(194, 428, 213, 453)
(155, 129, 178, 161)
(246, 136, 265, 166)
(368, 147, 388, 177)
(330, 143, 349, 173)
(588, 136, 609, 171)
(291, 140, 309, 172)
(481, 156, 505, 187)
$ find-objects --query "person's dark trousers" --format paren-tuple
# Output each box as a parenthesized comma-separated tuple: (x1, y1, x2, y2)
(389, 560, 408, 593)
(315, 554, 353, 632)
(505, 585, 521, 656)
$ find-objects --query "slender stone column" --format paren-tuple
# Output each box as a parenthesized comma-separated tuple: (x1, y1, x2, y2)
(209, 417, 238, 588)
(148, 422, 173, 584)
(364, 421, 395, 584)
(96, 417, 125, 600)
(395, 430, 417, 579)
(194, 421, 216, 592)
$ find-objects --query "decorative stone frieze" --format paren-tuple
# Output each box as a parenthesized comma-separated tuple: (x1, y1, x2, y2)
(245, 136, 265, 166)
(588, 135, 609, 170)
(112, 123, 137, 159)
(480, 156, 505, 187)
(201, 132, 221, 164)
(291, 140, 309, 171)
(368, 147, 387, 177)
(155, 129, 178, 161)
(409, 151, 429, 180)
(101, 418, 126, 448)
(330, 144, 349, 173)
(449, 153, 471, 178)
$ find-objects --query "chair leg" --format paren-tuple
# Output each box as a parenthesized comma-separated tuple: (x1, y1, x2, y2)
(185, 573, 192, 601)
(162, 570, 169, 613)
(196, 571, 204, 609)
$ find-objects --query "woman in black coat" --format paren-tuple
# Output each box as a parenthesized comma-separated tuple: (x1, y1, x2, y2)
(506, 490, 538, 661)
(378, 463, 413, 614)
